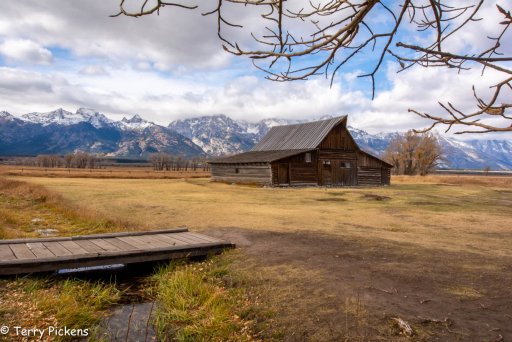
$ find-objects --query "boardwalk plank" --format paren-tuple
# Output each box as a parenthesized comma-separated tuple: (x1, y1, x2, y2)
(44, 242, 73, 257)
(9, 244, 36, 260)
(183, 232, 223, 243)
(165, 234, 199, 245)
(137, 235, 175, 248)
(117, 236, 151, 250)
(27, 242, 55, 258)
(58, 241, 89, 255)
(75, 240, 106, 254)
(168, 234, 205, 245)
(0, 245, 16, 260)
(104, 238, 139, 251)
(89, 239, 123, 252)
(0, 230, 234, 275)
(154, 234, 189, 246)
(177, 232, 211, 244)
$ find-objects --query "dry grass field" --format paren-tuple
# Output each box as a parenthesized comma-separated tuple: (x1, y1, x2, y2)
(0, 165, 210, 179)
(20, 175, 512, 258)
(1, 174, 512, 340)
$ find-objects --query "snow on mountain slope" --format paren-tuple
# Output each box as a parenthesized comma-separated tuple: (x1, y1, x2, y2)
(169, 114, 259, 155)
(169, 115, 305, 155)
(1, 108, 204, 157)
(21, 108, 113, 129)
(116, 114, 155, 131)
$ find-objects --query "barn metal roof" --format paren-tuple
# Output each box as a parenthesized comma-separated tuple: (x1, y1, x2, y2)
(251, 116, 348, 151)
(209, 149, 313, 164)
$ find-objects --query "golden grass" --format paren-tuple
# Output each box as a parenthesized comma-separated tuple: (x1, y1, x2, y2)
(0, 277, 122, 342)
(393, 174, 512, 188)
(18, 175, 512, 258)
(148, 252, 257, 341)
(0, 177, 132, 239)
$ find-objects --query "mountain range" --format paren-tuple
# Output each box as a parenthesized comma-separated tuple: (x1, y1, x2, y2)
(0, 108, 203, 157)
(1, 108, 511, 170)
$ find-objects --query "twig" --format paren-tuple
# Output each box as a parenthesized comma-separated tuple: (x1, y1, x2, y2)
(367, 285, 396, 294)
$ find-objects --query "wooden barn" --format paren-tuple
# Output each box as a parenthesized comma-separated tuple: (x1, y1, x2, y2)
(209, 116, 392, 186)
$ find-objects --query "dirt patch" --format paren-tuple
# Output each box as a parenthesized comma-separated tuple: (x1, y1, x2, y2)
(410, 201, 459, 207)
(362, 193, 392, 201)
(207, 228, 512, 341)
(327, 192, 346, 196)
(316, 198, 348, 202)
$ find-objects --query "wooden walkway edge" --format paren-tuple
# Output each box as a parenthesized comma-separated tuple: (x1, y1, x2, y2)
(0, 228, 234, 275)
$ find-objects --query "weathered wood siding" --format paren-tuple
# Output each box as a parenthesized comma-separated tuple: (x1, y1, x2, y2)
(357, 151, 385, 167)
(211, 163, 272, 185)
(381, 167, 391, 185)
(271, 151, 318, 185)
(319, 123, 358, 150)
(356, 151, 391, 186)
(318, 150, 357, 160)
(357, 167, 382, 186)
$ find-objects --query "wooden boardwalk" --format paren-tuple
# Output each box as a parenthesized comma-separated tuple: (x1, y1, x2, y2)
(0, 228, 234, 275)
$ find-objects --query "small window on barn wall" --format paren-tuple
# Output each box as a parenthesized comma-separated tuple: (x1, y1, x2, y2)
(341, 162, 351, 168)
(322, 160, 331, 165)
(305, 152, 312, 163)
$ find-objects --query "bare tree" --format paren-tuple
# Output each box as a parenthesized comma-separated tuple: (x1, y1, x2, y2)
(71, 152, 98, 169)
(150, 152, 172, 170)
(113, 1, 511, 134)
(36, 154, 61, 168)
(383, 130, 442, 175)
(64, 154, 74, 168)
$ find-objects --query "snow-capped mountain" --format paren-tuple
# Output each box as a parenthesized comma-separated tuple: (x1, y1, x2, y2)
(0, 111, 17, 122)
(169, 115, 303, 155)
(21, 108, 113, 129)
(0, 109, 204, 157)
(169, 114, 261, 155)
(116, 114, 155, 131)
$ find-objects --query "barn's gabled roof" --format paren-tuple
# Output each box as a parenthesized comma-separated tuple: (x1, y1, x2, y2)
(251, 116, 347, 151)
(209, 149, 313, 164)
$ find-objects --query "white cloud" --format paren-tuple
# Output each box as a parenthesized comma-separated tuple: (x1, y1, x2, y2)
(0, 39, 53, 64)
(0, 1, 229, 70)
(79, 65, 109, 76)
(0, 1, 509, 140)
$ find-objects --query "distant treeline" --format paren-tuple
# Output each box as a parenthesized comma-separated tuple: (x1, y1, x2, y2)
(149, 153, 210, 171)
(12, 152, 210, 171)
(17, 153, 101, 169)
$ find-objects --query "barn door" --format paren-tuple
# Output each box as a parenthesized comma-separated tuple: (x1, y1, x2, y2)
(321, 160, 332, 185)
(278, 163, 289, 185)
(331, 160, 356, 186)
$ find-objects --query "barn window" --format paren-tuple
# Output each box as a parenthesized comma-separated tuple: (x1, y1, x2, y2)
(341, 162, 351, 168)
(235, 168, 240, 173)
(305, 152, 312, 163)
(322, 160, 331, 165)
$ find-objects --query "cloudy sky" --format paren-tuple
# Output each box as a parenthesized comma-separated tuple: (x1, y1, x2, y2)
(0, 0, 510, 137)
